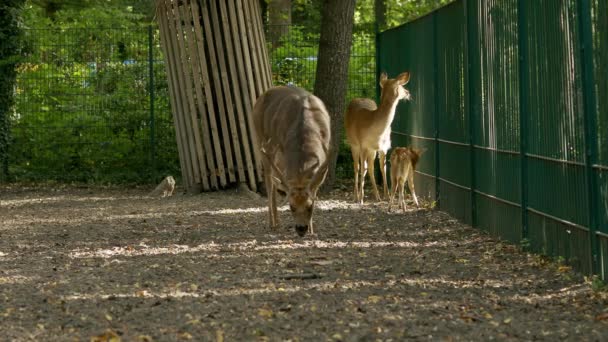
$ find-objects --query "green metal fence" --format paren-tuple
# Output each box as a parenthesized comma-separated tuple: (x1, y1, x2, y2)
(379, 0, 608, 279)
(12, 26, 177, 184)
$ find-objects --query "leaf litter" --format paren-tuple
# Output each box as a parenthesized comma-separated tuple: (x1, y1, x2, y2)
(0, 184, 607, 340)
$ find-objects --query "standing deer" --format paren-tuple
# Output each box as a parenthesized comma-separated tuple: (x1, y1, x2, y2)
(253, 86, 331, 237)
(389, 147, 425, 212)
(345, 71, 411, 204)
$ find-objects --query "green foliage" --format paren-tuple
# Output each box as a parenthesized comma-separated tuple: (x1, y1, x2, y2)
(10, 0, 455, 184)
(10, 1, 177, 184)
(384, 0, 455, 29)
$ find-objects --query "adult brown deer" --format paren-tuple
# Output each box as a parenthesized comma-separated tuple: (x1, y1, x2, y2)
(345, 71, 411, 204)
(252, 86, 331, 237)
(389, 146, 425, 212)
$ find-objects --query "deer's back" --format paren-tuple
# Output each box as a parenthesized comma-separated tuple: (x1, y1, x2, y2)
(346, 98, 390, 149)
(253, 86, 329, 144)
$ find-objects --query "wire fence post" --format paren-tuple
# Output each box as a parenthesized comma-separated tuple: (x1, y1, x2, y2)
(577, 0, 600, 275)
(149, 24, 156, 175)
(517, 0, 529, 243)
(464, 0, 477, 227)
(433, 12, 440, 207)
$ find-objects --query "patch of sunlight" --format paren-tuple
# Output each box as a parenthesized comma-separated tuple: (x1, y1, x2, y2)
(61, 276, 520, 302)
(507, 283, 591, 304)
(62, 279, 392, 301)
(0, 275, 36, 285)
(3, 198, 370, 228)
(1, 195, 145, 208)
(69, 239, 443, 259)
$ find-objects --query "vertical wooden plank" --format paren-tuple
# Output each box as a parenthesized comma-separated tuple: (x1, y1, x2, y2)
(243, 0, 264, 95)
(181, 0, 218, 189)
(200, 0, 236, 183)
(250, 0, 273, 89)
(221, 0, 257, 191)
(233, 0, 263, 183)
(208, 0, 246, 183)
(168, 0, 208, 190)
(157, 1, 193, 189)
(157, 2, 188, 187)
(174, 1, 209, 190)
(246, 1, 268, 94)
(190, 0, 227, 188)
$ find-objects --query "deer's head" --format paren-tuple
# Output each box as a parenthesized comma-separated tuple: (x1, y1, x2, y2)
(379, 72, 411, 103)
(266, 151, 329, 237)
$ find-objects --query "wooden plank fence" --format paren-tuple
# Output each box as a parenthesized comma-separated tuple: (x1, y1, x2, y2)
(156, 0, 271, 192)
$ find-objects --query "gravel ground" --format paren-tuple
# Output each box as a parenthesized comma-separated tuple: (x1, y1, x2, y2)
(1, 183, 607, 341)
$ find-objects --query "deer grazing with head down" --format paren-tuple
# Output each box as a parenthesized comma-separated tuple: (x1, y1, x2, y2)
(253, 86, 331, 237)
(345, 71, 411, 204)
(389, 146, 425, 212)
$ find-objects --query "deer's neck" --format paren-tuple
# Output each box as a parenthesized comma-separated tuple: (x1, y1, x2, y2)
(374, 94, 400, 131)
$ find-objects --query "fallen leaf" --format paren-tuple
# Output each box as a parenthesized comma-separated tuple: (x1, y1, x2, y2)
(90, 330, 121, 342)
(310, 260, 334, 266)
(178, 332, 192, 340)
(595, 313, 608, 321)
(258, 308, 274, 319)
(367, 295, 382, 304)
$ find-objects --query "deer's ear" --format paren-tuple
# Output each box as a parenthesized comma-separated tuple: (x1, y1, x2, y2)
(379, 72, 388, 88)
(397, 72, 410, 85)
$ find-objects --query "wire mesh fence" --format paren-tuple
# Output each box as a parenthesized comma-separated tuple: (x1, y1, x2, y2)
(12, 25, 177, 184)
(8, 23, 376, 184)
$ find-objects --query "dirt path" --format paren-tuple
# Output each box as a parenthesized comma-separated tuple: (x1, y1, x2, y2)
(1, 184, 607, 341)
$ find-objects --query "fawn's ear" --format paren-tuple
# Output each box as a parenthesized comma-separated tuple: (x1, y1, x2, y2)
(397, 72, 410, 85)
(379, 72, 388, 88)
(414, 147, 427, 156)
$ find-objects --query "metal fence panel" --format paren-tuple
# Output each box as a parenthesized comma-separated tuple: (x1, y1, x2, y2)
(468, 0, 522, 243)
(379, 0, 607, 278)
(435, 1, 471, 224)
(592, 0, 608, 278)
(378, 15, 437, 201)
(523, 0, 591, 273)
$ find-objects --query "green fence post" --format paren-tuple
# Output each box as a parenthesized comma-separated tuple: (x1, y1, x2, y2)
(148, 25, 156, 174)
(375, 21, 381, 105)
(577, 0, 600, 275)
(464, 0, 477, 227)
(517, 0, 529, 242)
(433, 12, 440, 207)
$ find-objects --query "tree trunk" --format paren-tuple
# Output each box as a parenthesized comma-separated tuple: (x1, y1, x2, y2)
(0, 0, 25, 182)
(375, 0, 386, 31)
(267, 0, 291, 48)
(313, 0, 356, 191)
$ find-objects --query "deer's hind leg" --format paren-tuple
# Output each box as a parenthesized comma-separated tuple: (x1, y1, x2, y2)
(351, 146, 361, 203)
(407, 165, 419, 207)
(379, 150, 389, 200)
(365, 150, 381, 201)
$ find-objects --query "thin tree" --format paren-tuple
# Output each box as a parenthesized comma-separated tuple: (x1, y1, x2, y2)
(313, 0, 356, 191)
(0, 0, 25, 182)
(375, 0, 386, 31)
(267, 0, 292, 48)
